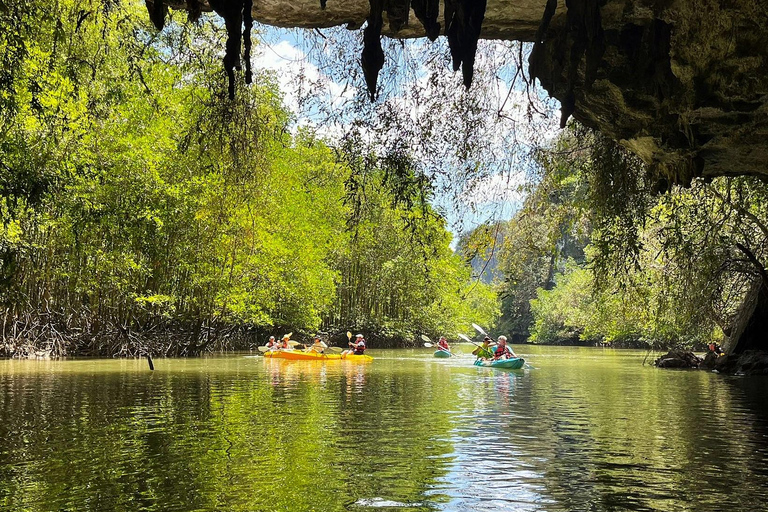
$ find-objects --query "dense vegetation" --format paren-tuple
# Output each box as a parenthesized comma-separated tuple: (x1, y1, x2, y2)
(493, 128, 768, 349)
(0, 0, 497, 357)
(4, 0, 767, 358)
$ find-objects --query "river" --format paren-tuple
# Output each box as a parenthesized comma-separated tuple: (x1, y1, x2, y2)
(1, 345, 768, 511)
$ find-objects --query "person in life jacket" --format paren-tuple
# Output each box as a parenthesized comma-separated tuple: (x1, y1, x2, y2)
(308, 335, 327, 354)
(280, 334, 291, 350)
(266, 336, 277, 350)
(343, 334, 366, 355)
(437, 336, 449, 351)
(472, 336, 494, 359)
(493, 335, 516, 360)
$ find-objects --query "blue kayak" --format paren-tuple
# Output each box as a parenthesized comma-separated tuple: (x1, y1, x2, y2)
(434, 349, 452, 358)
(474, 357, 525, 369)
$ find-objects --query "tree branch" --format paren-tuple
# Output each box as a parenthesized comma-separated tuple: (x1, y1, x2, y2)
(735, 242, 768, 290)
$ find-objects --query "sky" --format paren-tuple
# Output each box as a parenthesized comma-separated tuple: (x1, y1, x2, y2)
(251, 24, 561, 244)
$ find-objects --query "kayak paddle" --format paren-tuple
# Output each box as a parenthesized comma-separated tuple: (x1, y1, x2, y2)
(459, 333, 491, 348)
(425, 341, 452, 351)
(472, 323, 496, 341)
(459, 333, 495, 360)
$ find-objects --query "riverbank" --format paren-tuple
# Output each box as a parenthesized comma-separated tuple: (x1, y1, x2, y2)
(0, 314, 262, 359)
(654, 349, 768, 375)
(2, 317, 718, 360)
(0, 315, 446, 358)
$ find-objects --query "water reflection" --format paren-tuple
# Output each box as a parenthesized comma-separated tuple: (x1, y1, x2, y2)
(1, 349, 768, 511)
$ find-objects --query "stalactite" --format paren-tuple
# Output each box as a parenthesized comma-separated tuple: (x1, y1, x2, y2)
(444, 0, 460, 70)
(145, 0, 167, 30)
(411, 0, 440, 41)
(187, 0, 203, 23)
(529, 0, 557, 99)
(444, 0, 487, 89)
(385, 0, 411, 33)
(208, 0, 253, 99)
(219, 4, 243, 99)
(362, 0, 385, 101)
(529, 0, 605, 127)
(243, 0, 254, 84)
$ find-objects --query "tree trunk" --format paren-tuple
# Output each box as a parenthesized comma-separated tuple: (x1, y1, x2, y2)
(724, 279, 768, 354)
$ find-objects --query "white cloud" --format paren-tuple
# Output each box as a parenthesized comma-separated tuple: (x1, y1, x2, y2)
(252, 38, 356, 134)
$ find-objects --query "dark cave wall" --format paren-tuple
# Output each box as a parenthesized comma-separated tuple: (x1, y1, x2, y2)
(530, 0, 768, 186)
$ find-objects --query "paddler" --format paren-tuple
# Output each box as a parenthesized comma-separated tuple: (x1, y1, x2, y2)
(472, 336, 494, 359)
(266, 336, 277, 350)
(492, 335, 516, 360)
(279, 334, 291, 350)
(437, 336, 450, 351)
(308, 335, 327, 354)
(343, 334, 366, 356)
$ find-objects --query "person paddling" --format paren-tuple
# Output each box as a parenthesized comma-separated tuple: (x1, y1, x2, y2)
(266, 336, 277, 350)
(492, 336, 516, 360)
(437, 336, 450, 352)
(472, 336, 494, 359)
(343, 334, 366, 356)
(308, 335, 327, 354)
(279, 334, 291, 350)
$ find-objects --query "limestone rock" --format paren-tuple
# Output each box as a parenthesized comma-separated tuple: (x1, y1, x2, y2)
(654, 350, 701, 368)
(530, 0, 768, 184)
(722, 280, 768, 355)
(162, 0, 551, 39)
(700, 351, 768, 375)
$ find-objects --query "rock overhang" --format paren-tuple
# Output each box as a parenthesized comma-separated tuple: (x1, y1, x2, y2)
(147, 0, 768, 183)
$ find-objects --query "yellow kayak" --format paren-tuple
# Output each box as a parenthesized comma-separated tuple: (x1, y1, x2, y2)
(264, 350, 373, 362)
(341, 353, 373, 362)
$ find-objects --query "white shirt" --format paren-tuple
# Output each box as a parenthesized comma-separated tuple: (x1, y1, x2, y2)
(309, 341, 328, 353)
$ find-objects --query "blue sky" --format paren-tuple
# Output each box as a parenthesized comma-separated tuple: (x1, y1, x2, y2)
(251, 24, 561, 243)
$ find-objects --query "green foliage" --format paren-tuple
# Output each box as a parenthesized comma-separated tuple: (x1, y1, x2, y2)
(494, 128, 591, 340)
(332, 151, 498, 342)
(529, 259, 716, 347)
(0, 0, 494, 354)
(518, 127, 768, 349)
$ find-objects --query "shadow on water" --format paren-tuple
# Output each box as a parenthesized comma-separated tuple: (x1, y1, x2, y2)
(1, 348, 768, 511)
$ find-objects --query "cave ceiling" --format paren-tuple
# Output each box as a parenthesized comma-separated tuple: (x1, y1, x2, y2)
(150, 0, 768, 184)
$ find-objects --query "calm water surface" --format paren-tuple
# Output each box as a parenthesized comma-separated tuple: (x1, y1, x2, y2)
(2, 346, 768, 511)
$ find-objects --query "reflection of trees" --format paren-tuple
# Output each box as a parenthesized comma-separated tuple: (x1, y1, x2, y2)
(0, 357, 461, 511)
(4, 353, 768, 511)
(504, 349, 768, 512)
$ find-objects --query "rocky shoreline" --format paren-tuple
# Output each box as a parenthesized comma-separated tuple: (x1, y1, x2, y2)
(654, 350, 768, 375)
